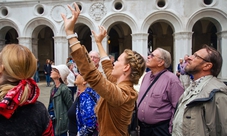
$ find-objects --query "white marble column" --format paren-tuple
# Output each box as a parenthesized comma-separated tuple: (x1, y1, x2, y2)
(18, 37, 32, 50)
(217, 31, 227, 82)
(173, 32, 193, 73)
(53, 36, 68, 65)
(131, 33, 149, 57)
(32, 38, 38, 58)
(118, 38, 124, 54)
(102, 36, 108, 54)
(91, 35, 97, 52)
(0, 39, 6, 51)
(152, 35, 156, 52)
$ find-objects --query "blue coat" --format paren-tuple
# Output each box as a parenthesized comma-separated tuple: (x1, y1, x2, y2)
(76, 87, 99, 135)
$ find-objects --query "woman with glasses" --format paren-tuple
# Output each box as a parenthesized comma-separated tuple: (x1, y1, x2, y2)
(61, 3, 146, 135)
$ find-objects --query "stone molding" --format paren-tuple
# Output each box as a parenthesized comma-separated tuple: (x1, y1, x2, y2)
(173, 32, 193, 40)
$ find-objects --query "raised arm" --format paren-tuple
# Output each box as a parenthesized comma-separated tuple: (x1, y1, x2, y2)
(61, 3, 108, 59)
(61, 3, 126, 105)
(91, 26, 108, 58)
(61, 2, 81, 51)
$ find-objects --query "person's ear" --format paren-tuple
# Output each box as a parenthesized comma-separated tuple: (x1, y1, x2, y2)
(0, 65, 4, 73)
(82, 81, 87, 86)
(203, 62, 213, 71)
(158, 60, 165, 67)
(123, 63, 130, 72)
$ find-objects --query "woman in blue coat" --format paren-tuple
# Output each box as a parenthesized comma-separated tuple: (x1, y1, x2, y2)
(75, 74, 99, 136)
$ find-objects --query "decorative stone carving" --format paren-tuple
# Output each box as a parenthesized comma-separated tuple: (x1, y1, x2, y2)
(89, 2, 107, 21)
(51, 5, 67, 22)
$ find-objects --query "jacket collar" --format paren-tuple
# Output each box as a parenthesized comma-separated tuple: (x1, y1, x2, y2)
(187, 89, 223, 106)
(53, 84, 63, 97)
(118, 80, 133, 87)
(186, 77, 227, 106)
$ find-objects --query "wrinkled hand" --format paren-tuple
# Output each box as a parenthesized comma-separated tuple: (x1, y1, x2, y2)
(92, 26, 107, 43)
(61, 2, 80, 35)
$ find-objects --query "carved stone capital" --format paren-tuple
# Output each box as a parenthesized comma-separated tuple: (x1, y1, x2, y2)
(173, 32, 193, 40)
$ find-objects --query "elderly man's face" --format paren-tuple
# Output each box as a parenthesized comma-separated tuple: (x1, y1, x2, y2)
(89, 52, 100, 68)
(146, 49, 163, 69)
(184, 55, 189, 61)
(180, 59, 183, 64)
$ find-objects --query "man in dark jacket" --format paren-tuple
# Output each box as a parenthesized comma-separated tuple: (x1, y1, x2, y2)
(44, 59, 52, 87)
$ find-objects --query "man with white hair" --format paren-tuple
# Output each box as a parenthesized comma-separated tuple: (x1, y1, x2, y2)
(137, 48, 184, 136)
(89, 50, 105, 76)
(176, 58, 183, 78)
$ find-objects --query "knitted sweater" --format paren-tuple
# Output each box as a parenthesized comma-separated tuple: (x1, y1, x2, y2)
(0, 101, 53, 136)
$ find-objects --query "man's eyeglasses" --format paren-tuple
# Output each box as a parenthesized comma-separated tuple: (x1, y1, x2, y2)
(148, 52, 163, 60)
(192, 53, 210, 62)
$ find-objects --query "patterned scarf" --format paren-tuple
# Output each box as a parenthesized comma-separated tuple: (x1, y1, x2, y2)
(0, 78, 40, 119)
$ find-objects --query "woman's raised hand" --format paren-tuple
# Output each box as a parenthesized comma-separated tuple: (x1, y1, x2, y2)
(92, 26, 107, 44)
(61, 2, 80, 35)
(92, 26, 108, 57)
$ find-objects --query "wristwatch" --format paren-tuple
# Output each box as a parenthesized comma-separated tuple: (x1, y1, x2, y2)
(66, 32, 78, 40)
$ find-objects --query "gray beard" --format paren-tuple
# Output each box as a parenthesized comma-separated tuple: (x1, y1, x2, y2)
(185, 65, 201, 76)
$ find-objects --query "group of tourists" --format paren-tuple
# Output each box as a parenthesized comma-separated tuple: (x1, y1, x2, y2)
(0, 2, 227, 136)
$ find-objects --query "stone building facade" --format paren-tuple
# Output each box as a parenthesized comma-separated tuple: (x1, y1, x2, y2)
(0, 0, 227, 81)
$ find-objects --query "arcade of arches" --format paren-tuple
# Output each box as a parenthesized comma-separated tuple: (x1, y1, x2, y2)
(2, 19, 219, 77)
(1, 0, 227, 82)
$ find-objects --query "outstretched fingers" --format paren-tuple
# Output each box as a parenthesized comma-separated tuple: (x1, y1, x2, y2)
(91, 30, 97, 37)
(68, 3, 80, 21)
(61, 13, 66, 21)
(92, 26, 107, 43)
(99, 26, 106, 36)
(61, 3, 81, 34)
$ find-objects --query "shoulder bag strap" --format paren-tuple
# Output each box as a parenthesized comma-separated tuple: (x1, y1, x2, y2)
(138, 70, 167, 108)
